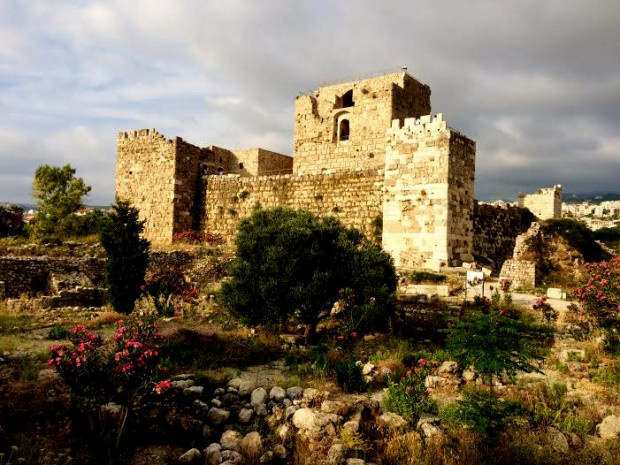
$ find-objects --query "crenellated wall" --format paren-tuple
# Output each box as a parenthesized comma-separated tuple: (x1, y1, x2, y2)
(382, 114, 475, 270)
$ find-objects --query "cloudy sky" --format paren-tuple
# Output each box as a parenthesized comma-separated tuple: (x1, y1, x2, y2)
(2, 0, 619, 205)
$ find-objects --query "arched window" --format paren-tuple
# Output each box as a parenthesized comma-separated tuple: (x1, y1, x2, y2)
(339, 119, 350, 141)
(342, 89, 354, 108)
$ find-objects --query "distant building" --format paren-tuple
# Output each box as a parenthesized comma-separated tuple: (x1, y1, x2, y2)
(518, 185, 562, 220)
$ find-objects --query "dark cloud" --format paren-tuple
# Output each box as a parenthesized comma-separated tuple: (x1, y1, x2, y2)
(1, 0, 619, 204)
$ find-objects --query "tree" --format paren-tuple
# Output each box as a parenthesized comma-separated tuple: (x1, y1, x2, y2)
(219, 207, 396, 338)
(32, 164, 91, 238)
(99, 201, 149, 315)
(0, 205, 26, 237)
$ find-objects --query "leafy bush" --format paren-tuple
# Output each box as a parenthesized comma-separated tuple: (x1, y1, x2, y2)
(219, 207, 396, 337)
(408, 270, 447, 284)
(334, 358, 367, 393)
(576, 256, 620, 329)
(447, 389, 522, 442)
(383, 359, 438, 424)
(99, 201, 150, 315)
(47, 324, 69, 340)
(541, 218, 609, 263)
(532, 295, 558, 324)
(443, 306, 546, 392)
(142, 266, 198, 316)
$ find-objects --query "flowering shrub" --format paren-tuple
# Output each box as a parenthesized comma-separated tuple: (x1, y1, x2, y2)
(142, 266, 199, 316)
(172, 230, 223, 246)
(533, 295, 558, 324)
(383, 358, 439, 424)
(48, 320, 170, 407)
(575, 256, 620, 328)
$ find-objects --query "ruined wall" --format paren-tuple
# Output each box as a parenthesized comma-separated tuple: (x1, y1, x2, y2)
(116, 129, 178, 244)
(232, 148, 293, 176)
(0, 257, 105, 298)
(473, 203, 535, 271)
(293, 72, 431, 176)
(382, 114, 475, 270)
(518, 185, 562, 220)
(202, 170, 384, 241)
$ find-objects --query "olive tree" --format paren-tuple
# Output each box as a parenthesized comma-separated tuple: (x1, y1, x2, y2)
(219, 207, 396, 339)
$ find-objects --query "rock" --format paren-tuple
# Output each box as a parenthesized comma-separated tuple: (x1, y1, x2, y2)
(545, 427, 569, 454)
(221, 449, 243, 464)
(596, 415, 620, 439)
(560, 349, 586, 362)
(251, 387, 268, 406)
(259, 451, 273, 464)
(377, 412, 408, 432)
(272, 444, 287, 460)
(202, 424, 218, 439)
(203, 444, 222, 465)
(220, 430, 243, 452)
(239, 380, 257, 396)
(177, 448, 201, 463)
(241, 431, 263, 461)
(419, 421, 441, 439)
(292, 408, 317, 430)
(238, 407, 254, 424)
(286, 386, 304, 400)
(425, 375, 447, 388)
(227, 378, 243, 389)
(437, 361, 458, 375)
(184, 385, 204, 397)
(462, 368, 477, 382)
(321, 400, 347, 416)
(277, 424, 290, 441)
(347, 459, 365, 465)
(269, 386, 287, 402)
(172, 379, 195, 389)
(362, 362, 375, 376)
(207, 407, 230, 426)
(328, 443, 345, 463)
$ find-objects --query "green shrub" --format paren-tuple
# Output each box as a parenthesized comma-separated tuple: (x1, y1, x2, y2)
(99, 201, 149, 315)
(334, 358, 367, 393)
(449, 389, 522, 442)
(219, 207, 396, 338)
(408, 270, 447, 284)
(383, 360, 438, 424)
(47, 324, 69, 340)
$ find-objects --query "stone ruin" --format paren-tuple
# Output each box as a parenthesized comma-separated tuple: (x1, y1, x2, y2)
(116, 70, 476, 271)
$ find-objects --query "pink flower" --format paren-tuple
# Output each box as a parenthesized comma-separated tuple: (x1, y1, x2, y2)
(349, 332, 358, 339)
(154, 379, 172, 394)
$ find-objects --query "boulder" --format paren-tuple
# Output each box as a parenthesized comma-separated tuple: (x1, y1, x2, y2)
(269, 386, 287, 402)
(203, 443, 222, 465)
(241, 431, 263, 461)
(177, 448, 201, 464)
(597, 415, 620, 439)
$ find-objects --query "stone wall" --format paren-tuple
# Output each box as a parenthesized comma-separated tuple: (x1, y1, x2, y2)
(499, 259, 536, 290)
(518, 184, 562, 220)
(116, 129, 178, 243)
(382, 114, 475, 270)
(0, 257, 105, 298)
(293, 72, 431, 176)
(473, 202, 534, 271)
(202, 170, 384, 242)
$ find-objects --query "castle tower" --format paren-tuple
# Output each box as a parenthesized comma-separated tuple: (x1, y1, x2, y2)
(293, 71, 431, 175)
(382, 114, 476, 270)
(517, 185, 562, 220)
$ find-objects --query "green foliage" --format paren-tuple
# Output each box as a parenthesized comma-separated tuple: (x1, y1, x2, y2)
(593, 225, 620, 251)
(99, 201, 149, 315)
(334, 358, 367, 393)
(0, 205, 26, 237)
(541, 218, 609, 263)
(32, 164, 91, 238)
(443, 307, 546, 390)
(219, 207, 396, 331)
(408, 270, 447, 284)
(447, 389, 522, 442)
(47, 324, 69, 340)
(143, 266, 197, 316)
(383, 362, 438, 424)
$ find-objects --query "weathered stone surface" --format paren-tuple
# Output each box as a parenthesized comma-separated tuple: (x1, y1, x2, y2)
(377, 412, 408, 432)
(241, 431, 263, 461)
(269, 386, 287, 402)
(203, 444, 222, 465)
(286, 386, 304, 400)
(238, 380, 257, 397)
(597, 415, 620, 439)
(177, 448, 201, 464)
(207, 407, 230, 426)
(220, 430, 243, 452)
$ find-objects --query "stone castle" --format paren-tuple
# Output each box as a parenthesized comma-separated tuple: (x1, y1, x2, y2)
(518, 185, 563, 220)
(116, 70, 476, 271)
